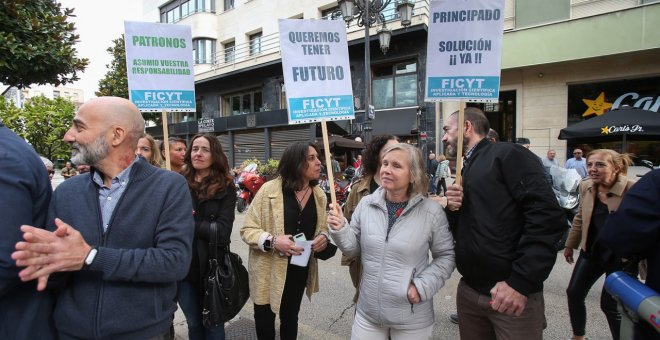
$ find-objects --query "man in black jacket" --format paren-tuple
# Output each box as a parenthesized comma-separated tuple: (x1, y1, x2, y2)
(444, 107, 564, 339)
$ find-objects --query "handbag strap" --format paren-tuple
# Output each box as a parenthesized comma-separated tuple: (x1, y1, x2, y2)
(208, 221, 230, 260)
(209, 221, 218, 260)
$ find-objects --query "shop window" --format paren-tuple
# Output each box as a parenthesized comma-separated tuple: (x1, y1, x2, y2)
(372, 60, 417, 109)
(467, 90, 516, 143)
(222, 90, 263, 116)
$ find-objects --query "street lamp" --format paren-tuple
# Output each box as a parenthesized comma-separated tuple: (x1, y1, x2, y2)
(337, 0, 414, 143)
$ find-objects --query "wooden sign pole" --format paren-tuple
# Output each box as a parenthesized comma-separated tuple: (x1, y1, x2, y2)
(320, 120, 338, 209)
(454, 101, 466, 185)
(162, 110, 171, 171)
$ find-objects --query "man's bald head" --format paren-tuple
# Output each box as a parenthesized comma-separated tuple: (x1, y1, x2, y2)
(80, 97, 145, 147)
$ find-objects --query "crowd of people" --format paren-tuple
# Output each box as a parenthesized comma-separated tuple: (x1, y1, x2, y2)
(2, 97, 657, 340)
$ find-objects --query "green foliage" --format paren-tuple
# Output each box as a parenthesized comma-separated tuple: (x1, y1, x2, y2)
(0, 0, 88, 88)
(241, 158, 262, 170)
(0, 95, 75, 161)
(259, 158, 279, 176)
(239, 158, 279, 177)
(96, 35, 128, 98)
(96, 35, 160, 124)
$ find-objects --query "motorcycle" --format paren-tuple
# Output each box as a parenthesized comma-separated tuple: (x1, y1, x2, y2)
(319, 169, 351, 209)
(549, 166, 582, 252)
(236, 163, 265, 213)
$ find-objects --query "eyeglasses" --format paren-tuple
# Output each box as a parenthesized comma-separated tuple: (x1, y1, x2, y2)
(48, 170, 55, 174)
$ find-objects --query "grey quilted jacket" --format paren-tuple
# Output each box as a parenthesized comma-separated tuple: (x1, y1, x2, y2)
(330, 187, 455, 329)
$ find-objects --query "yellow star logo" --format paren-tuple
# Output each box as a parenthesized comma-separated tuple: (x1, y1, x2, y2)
(601, 126, 609, 135)
(582, 92, 613, 117)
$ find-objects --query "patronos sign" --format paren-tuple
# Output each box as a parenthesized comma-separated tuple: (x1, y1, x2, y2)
(124, 21, 196, 112)
(425, 0, 505, 102)
(279, 19, 355, 124)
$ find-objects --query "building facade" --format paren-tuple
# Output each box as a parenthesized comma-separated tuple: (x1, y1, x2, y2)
(147, 0, 660, 167)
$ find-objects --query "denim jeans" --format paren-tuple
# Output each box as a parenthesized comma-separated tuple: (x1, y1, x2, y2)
(177, 280, 225, 340)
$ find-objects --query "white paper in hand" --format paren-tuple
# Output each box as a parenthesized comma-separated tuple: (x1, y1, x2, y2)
(290, 240, 312, 267)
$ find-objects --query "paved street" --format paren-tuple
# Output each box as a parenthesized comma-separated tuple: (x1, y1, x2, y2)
(52, 174, 613, 339)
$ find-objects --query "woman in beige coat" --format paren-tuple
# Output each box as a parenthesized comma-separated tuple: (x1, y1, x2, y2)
(240, 142, 329, 340)
(563, 149, 635, 340)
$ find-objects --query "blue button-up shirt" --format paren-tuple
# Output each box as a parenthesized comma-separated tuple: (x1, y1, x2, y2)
(92, 160, 135, 232)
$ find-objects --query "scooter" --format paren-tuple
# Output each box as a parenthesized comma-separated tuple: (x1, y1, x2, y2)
(236, 163, 265, 213)
(549, 166, 581, 252)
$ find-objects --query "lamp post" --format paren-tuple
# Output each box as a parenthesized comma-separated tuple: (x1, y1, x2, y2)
(337, 0, 414, 143)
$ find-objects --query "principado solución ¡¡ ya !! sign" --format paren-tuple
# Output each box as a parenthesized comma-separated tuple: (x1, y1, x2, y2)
(124, 21, 196, 112)
(425, 0, 505, 102)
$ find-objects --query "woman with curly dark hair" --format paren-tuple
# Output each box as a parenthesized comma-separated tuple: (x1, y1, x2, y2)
(342, 134, 398, 303)
(178, 134, 236, 340)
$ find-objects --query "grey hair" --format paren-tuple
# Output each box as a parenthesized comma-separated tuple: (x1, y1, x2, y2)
(381, 143, 429, 197)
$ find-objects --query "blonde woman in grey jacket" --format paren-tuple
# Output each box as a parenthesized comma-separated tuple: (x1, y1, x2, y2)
(328, 143, 455, 339)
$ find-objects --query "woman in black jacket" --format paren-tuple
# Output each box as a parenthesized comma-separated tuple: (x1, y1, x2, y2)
(179, 134, 236, 340)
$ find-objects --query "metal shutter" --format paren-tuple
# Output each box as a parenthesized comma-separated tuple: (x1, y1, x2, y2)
(233, 130, 265, 167)
(270, 126, 310, 161)
(216, 134, 230, 153)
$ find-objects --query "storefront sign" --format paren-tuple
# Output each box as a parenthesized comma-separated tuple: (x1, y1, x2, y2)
(612, 92, 660, 112)
(198, 118, 214, 133)
(425, 0, 505, 102)
(124, 21, 196, 112)
(278, 19, 355, 124)
(601, 124, 644, 135)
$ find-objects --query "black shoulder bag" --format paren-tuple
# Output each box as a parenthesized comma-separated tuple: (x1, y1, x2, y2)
(202, 221, 250, 327)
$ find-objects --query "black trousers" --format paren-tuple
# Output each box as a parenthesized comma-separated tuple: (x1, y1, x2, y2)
(436, 177, 447, 195)
(254, 263, 309, 340)
(566, 250, 620, 339)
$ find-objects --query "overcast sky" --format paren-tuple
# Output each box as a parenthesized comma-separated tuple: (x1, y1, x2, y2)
(58, 0, 146, 101)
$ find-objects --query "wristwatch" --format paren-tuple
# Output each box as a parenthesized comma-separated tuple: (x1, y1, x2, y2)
(84, 247, 98, 268)
(263, 236, 273, 251)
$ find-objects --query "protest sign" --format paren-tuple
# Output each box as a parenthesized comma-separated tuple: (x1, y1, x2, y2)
(425, 0, 505, 102)
(124, 21, 196, 112)
(279, 19, 355, 124)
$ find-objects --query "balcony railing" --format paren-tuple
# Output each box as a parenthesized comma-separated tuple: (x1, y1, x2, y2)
(208, 0, 430, 72)
(211, 32, 281, 69)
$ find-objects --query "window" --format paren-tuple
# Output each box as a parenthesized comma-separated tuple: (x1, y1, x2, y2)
(222, 90, 263, 116)
(224, 41, 235, 63)
(224, 0, 234, 11)
(193, 39, 216, 64)
(53, 90, 60, 98)
(181, 1, 191, 17)
(249, 32, 262, 56)
(321, 6, 340, 19)
(372, 60, 417, 109)
(159, 0, 214, 23)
